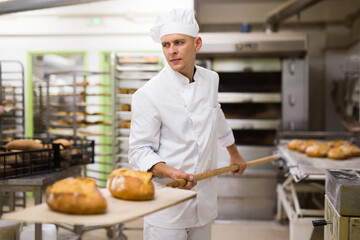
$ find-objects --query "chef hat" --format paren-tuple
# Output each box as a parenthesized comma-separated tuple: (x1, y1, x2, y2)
(150, 8, 199, 43)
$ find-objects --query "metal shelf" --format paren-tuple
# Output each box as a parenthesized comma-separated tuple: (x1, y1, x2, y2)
(0, 60, 25, 140)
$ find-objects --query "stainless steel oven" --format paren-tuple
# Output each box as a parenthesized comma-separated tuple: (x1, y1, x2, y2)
(197, 32, 308, 220)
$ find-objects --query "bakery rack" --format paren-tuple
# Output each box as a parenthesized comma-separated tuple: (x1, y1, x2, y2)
(109, 52, 162, 176)
(43, 71, 112, 185)
(0, 60, 25, 141)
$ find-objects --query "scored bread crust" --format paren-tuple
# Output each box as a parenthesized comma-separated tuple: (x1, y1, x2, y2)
(46, 177, 107, 214)
(305, 143, 329, 158)
(107, 168, 154, 201)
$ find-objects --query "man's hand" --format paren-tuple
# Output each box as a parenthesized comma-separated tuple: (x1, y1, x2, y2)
(151, 162, 197, 190)
(227, 144, 247, 175)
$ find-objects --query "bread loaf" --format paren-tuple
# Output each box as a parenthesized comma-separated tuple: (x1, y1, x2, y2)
(297, 140, 317, 153)
(287, 139, 302, 150)
(327, 147, 348, 160)
(305, 143, 329, 158)
(46, 177, 107, 214)
(107, 168, 154, 201)
(5, 139, 43, 151)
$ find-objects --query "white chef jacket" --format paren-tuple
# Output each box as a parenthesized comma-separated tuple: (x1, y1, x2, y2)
(128, 65, 234, 229)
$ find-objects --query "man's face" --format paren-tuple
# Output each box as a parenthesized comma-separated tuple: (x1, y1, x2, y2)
(161, 34, 202, 77)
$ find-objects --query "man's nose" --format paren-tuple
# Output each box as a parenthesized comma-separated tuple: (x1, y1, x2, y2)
(169, 45, 177, 54)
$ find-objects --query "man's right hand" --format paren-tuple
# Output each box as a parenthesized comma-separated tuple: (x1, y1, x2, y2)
(151, 162, 197, 190)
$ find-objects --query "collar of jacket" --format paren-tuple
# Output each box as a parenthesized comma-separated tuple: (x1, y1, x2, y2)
(165, 65, 199, 87)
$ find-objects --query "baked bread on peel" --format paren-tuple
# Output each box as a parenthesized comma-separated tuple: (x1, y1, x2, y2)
(107, 168, 155, 201)
(46, 177, 107, 214)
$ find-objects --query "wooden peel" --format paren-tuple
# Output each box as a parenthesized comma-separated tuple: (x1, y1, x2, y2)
(165, 154, 280, 188)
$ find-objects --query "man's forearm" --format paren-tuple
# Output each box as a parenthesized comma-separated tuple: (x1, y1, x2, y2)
(226, 143, 239, 157)
(150, 162, 174, 178)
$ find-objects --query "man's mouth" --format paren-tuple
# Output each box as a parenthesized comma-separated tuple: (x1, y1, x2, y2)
(170, 58, 181, 64)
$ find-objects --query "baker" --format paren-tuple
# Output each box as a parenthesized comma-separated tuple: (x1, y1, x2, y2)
(128, 8, 247, 240)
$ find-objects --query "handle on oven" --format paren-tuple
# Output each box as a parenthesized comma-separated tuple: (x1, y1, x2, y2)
(312, 220, 332, 227)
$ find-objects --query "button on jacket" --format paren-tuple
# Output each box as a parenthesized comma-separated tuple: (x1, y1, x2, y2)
(129, 65, 234, 228)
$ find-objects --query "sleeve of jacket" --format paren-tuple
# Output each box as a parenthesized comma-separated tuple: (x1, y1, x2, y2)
(128, 89, 164, 172)
(212, 72, 235, 147)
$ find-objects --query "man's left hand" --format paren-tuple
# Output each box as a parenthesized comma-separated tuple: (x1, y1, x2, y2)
(227, 143, 247, 175)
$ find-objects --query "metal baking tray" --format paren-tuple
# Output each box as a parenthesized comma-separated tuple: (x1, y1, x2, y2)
(278, 145, 360, 182)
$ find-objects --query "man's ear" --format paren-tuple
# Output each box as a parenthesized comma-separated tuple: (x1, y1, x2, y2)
(195, 37, 202, 52)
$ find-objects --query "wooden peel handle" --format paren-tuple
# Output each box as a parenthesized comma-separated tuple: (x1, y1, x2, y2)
(166, 154, 280, 188)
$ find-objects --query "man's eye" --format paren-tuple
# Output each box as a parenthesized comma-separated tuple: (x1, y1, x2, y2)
(175, 41, 183, 45)
(162, 43, 169, 47)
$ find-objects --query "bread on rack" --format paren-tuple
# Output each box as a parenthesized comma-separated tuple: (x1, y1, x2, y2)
(287, 138, 360, 160)
(327, 147, 348, 160)
(305, 143, 329, 158)
(347, 145, 360, 157)
(120, 104, 131, 111)
(76, 80, 89, 86)
(5, 139, 44, 151)
(46, 177, 107, 214)
(107, 168, 155, 201)
(297, 139, 317, 153)
(144, 56, 159, 63)
(287, 139, 302, 150)
(121, 120, 131, 129)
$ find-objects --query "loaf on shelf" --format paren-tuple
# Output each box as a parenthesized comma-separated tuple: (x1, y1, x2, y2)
(121, 120, 131, 129)
(119, 88, 137, 94)
(120, 104, 131, 111)
(287, 139, 360, 160)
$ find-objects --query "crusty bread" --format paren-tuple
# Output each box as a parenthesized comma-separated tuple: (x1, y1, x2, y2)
(347, 145, 360, 157)
(305, 143, 329, 158)
(327, 147, 348, 160)
(287, 139, 302, 150)
(107, 168, 154, 201)
(297, 140, 317, 153)
(46, 177, 107, 214)
(5, 139, 43, 151)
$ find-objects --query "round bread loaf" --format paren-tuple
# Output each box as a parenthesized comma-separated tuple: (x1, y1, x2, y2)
(297, 139, 317, 153)
(46, 177, 107, 214)
(347, 145, 360, 157)
(287, 139, 302, 150)
(305, 143, 329, 158)
(5, 139, 43, 151)
(107, 168, 154, 201)
(327, 147, 348, 160)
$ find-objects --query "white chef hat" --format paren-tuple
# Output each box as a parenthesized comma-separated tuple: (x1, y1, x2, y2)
(150, 8, 199, 43)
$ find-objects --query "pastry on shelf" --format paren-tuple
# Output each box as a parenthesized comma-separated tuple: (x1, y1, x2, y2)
(76, 80, 89, 86)
(305, 143, 329, 158)
(297, 139, 317, 153)
(119, 88, 128, 94)
(287, 139, 302, 150)
(144, 56, 159, 63)
(120, 104, 131, 111)
(128, 89, 137, 94)
(121, 120, 131, 129)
